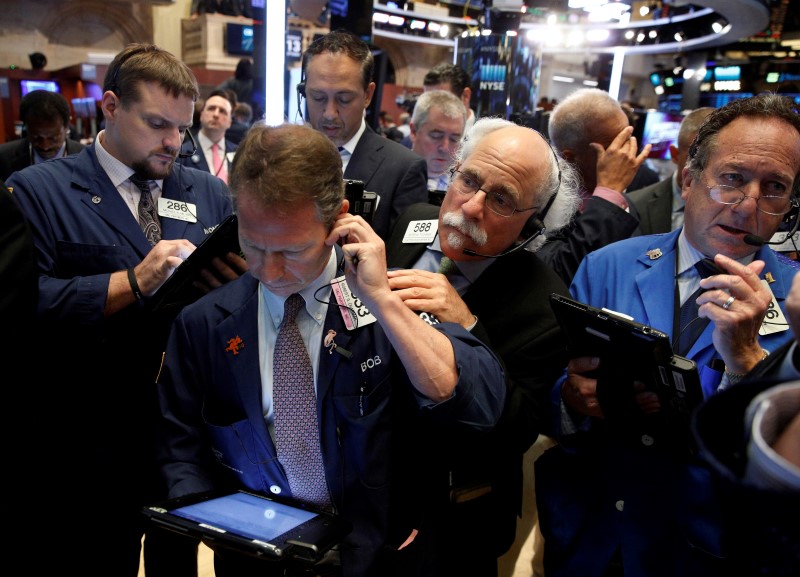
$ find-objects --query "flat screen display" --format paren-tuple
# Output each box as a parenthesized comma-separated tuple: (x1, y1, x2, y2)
(226, 23, 254, 56)
(641, 111, 683, 160)
(20, 79, 60, 96)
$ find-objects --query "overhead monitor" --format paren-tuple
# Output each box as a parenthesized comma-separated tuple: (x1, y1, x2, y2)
(20, 79, 60, 96)
(641, 111, 683, 160)
(226, 23, 254, 56)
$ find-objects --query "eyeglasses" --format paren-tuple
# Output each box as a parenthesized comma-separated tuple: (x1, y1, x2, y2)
(449, 169, 538, 218)
(706, 184, 798, 216)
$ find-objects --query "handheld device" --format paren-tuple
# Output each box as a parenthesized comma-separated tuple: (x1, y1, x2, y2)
(142, 489, 352, 565)
(345, 179, 378, 225)
(148, 214, 242, 314)
(549, 293, 704, 444)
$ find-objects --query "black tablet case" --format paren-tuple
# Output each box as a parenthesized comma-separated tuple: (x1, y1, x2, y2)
(549, 293, 705, 438)
(148, 214, 241, 314)
(142, 489, 352, 565)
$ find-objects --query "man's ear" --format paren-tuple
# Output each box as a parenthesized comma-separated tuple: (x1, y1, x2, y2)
(364, 82, 376, 109)
(669, 144, 680, 166)
(461, 87, 472, 110)
(680, 166, 693, 200)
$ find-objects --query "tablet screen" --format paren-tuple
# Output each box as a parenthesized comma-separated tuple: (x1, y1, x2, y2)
(171, 491, 316, 542)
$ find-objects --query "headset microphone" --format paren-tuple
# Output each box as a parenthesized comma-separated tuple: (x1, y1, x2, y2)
(462, 217, 545, 258)
(178, 129, 198, 159)
(743, 202, 800, 246)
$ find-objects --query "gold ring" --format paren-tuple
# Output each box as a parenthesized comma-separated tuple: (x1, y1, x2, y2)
(722, 295, 735, 310)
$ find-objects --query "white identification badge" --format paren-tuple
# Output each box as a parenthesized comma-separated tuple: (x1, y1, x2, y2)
(158, 198, 198, 223)
(331, 275, 377, 330)
(402, 219, 438, 244)
(759, 279, 789, 336)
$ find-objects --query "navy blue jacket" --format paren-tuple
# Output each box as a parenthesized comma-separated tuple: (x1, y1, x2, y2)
(157, 265, 507, 577)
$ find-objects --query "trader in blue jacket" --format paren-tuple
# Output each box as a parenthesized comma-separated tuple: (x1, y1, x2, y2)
(536, 93, 800, 577)
(8, 44, 241, 577)
(156, 122, 507, 577)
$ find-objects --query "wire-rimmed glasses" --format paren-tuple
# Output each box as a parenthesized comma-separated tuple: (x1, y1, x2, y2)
(706, 184, 798, 216)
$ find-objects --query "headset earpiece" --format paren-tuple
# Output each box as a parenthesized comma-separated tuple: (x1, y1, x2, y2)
(521, 215, 545, 240)
(297, 82, 305, 98)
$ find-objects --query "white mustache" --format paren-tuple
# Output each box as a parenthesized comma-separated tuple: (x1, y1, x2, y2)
(442, 211, 488, 247)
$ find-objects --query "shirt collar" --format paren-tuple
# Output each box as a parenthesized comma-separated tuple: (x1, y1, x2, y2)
(677, 228, 755, 277)
(338, 117, 367, 155)
(95, 129, 164, 190)
(197, 130, 224, 152)
(260, 248, 337, 329)
(429, 234, 494, 284)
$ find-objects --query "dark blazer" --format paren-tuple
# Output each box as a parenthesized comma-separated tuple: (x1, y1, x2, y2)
(537, 196, 640, 285)
(157, 262, 507, 577)
(627, 175, 675, 235)
(225, 120, 250, 145)
(626, 162, 660, 193)
(0, 137, 85, 181)
(386, 203, 570, 561)
(176, 130, 237, 180)
(8, 145, 234, 573)
(344, 125, 428, 241)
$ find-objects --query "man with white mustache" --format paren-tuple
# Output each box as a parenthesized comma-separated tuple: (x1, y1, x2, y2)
(385, 117, 583, 577)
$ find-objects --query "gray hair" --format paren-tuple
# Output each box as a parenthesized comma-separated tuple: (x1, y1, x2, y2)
(454, 116, 582, 252)
(411, 90, 466, 129)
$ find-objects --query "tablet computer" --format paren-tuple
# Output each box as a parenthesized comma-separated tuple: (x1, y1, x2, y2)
(148, 214, 241, 314)
(549, 293, 704, 431)
(142, 489, 352, 564)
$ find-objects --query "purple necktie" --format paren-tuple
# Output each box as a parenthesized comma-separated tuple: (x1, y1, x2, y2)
(273, 294, 330, 508)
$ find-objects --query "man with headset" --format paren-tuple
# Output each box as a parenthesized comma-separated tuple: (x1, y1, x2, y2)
(298, 29, 428, 241)
(8, 43, 245, 577)
(385, 117, 583, 576)
(536, 93, 800, 577)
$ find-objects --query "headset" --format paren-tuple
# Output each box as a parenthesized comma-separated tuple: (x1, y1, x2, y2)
(296, 53, 307, 121)
(744, 198, 800, 247)
(178, 129, 198, 159)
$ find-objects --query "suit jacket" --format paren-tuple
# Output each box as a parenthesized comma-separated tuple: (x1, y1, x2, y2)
(627, 176, 675, 235)
(225, 121, 250, 145)
(626, 162, 661, 193)
(176, 130, 237, 179)
(0, 137, 85, 181)
(8, 145, 233, 506)
(536, 229, 798, 577)
(538, 195, 640, 285)
(386, 203, 570, 557)
(157, 263, 507, 577)
(344, 125, 428, 241)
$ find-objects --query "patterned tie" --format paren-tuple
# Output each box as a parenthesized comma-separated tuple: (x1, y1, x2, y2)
(438, 255, 458, 275)
(675, 258, 720, 356)
(211, 142, 228, 184)
(130, 176, 161, 246)
(272, 294, 330, 508)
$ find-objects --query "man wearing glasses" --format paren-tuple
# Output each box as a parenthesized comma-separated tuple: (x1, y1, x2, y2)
(384, 117, 583, 576)
(536, 93, 800, 577)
